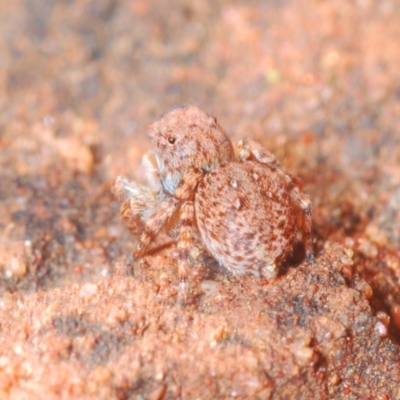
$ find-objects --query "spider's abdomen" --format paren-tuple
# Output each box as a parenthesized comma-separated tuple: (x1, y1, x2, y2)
(195, 161, 297, 278)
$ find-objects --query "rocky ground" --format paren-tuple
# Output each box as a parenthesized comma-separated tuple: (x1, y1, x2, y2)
(0, 0, 400, 399)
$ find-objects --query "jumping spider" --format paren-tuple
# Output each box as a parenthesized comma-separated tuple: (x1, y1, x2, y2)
(113, 106, 314, 303)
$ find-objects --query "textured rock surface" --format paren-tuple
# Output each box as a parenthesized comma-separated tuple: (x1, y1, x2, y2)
(1, 0, 400, 398)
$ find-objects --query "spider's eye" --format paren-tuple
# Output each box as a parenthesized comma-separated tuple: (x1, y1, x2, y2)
(168, 137, 176, 144)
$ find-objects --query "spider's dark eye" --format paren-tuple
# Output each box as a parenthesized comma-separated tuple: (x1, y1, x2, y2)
(168, 137, 176, 144)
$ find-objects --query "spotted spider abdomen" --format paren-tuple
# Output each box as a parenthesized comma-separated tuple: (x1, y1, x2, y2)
(195, 161, 297, 278)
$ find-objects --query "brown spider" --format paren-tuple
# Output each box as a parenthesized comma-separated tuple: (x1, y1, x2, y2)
(113, 106, 314, 303)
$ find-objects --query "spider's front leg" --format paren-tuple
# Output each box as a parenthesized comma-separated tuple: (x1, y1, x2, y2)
(238, 138, 315, 263)
(134, 167, 203, 259)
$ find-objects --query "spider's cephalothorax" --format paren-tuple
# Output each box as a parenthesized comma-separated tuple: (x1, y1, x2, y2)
(113, 106, 314, 303)
(148, 107, 235, 195)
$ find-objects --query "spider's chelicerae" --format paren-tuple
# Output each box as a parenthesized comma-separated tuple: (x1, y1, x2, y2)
(113, 106, 314, 302)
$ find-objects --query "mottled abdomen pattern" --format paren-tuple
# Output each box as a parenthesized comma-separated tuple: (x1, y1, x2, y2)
(195, 161, 296, 278)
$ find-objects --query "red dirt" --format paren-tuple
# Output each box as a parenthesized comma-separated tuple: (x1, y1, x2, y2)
(1, 1, 400, 399)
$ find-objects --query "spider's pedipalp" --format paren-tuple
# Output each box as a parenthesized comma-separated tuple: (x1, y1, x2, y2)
(141, 151, 161, 189)
(112, 176, 160, 236)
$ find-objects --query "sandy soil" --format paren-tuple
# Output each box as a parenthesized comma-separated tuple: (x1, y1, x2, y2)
(0, 0, 400, 399)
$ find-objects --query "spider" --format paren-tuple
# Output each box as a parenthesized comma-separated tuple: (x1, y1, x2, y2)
(113, 106, 314, 303)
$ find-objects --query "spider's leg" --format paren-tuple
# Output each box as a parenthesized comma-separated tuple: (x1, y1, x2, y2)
(290, 186, 315, 263)
(177, 201, 196, 305)
(237, 138, 279, 169)
(134, 198, 179, 258)
(134, 167, 203, 259)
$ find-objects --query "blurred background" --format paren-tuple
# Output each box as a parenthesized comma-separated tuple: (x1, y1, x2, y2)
(1, 1, 400, 398)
